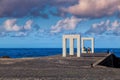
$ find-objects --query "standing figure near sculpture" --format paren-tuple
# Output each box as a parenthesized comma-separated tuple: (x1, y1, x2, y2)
(83, 47, 87, 53)
(88, 47, 91, 53)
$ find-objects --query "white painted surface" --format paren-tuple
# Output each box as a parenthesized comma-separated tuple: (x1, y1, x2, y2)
(62, 35, 94, 57)
(81, 37, 94, 53)
(62, 35, 81, 57)
(77, 36, 80, 57)
(62, 38, 66, 57)
(70, 38, 74, 55)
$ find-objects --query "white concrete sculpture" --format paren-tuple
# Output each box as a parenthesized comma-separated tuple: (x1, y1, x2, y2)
(62, 34, 94, 57)
(81, 37, 94, 53)
(62, 35, 80, 57)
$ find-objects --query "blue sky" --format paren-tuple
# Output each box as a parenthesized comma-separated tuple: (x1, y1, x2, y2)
(0, 0, 120, 48)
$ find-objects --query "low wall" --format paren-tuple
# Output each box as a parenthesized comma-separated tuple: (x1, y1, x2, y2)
(98, 54, 120, 68)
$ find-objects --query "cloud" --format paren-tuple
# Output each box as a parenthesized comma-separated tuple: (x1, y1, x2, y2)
(24, 20, 33, 30)
(62, 0, 120, 18)
(12, 32, 28, 37)
(2, 0, 120, 19)
(3, 19, 33, 32)
(50, 16, 84, 34)
(0, 19, 33, 37)
(1, 0, 120, 19)
(4, 19, 21, 31)
(0, 0, 78, 18)
(86, 20, 120, 36)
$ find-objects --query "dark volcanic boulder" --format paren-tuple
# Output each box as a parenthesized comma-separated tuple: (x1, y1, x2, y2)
(1, 56, 10, 58)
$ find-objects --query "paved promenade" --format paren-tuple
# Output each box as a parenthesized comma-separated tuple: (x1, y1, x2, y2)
(0, 53, 119, 80)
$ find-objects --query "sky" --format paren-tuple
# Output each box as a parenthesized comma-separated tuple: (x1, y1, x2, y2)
(0, 0, 120, 48)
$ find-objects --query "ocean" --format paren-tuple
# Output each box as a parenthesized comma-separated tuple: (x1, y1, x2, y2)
(0, 48, 120, 58)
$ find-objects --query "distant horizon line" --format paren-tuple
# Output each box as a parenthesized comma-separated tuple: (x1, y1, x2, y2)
(0, 47, 120, 49)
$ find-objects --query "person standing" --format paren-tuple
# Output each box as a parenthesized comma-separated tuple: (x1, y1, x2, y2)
(88, 47, 91, 53)
(83, 47, 87, 53)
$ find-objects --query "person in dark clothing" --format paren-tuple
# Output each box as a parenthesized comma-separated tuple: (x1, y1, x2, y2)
(83, 47, 87, 53)
(88, 47, 91, 53)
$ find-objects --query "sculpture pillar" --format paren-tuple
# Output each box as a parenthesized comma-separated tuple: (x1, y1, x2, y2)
(70, 38, 74, 55)
(92, 38, 94, 53)
(62, 35, 81, 57)
(81, 37, 94, 53)
(77, 36, 80, 57)
(81, 39, 84, 53)
(62, 36, 66, 57)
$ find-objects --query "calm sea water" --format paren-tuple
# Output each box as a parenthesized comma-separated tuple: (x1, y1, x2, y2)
(0, 48, 120, 58)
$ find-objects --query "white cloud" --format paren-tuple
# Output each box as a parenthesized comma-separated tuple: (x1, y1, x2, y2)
(4, 19, 21, 31)
(3, 19, 33, 32)
(111, 20, 120, 27)
(86, 20, 120, 36)
(50, 16, 84, 33)
(12, 24, 21, 31)
(0, 19, 33, 37)
(14, 32, 28, 37)
(62, 0, 120, 18)
(24, 20, 33, 30)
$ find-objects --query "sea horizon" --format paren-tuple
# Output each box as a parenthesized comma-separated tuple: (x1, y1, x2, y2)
(0, 48, 120, 58)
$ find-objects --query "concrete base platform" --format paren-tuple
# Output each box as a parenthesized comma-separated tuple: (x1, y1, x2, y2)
(0, 53, 120, 80)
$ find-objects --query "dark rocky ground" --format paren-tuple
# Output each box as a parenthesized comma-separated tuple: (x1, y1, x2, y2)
(0, 53, 120, 80)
